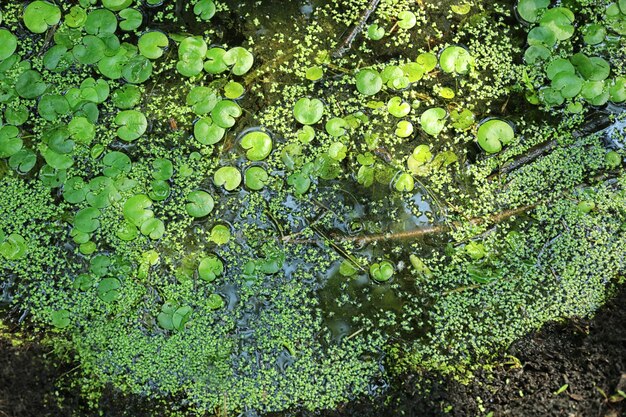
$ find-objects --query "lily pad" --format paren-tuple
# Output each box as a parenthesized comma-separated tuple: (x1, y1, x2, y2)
(439, 46, 474, 75)
(187, 86, 219, 115)
(355, 69, 383, 96)
(293, 98, 324, 125)
(138, 31, 169, 60)
(0, 233, 27, 260)
(198, 255, 223, 282)
(51, 309, 71, 328)
(476, 119, 515, 153)
(186, 190, 214, 217)
(370, 261, 394, 282)
(223, 47, 254, 75)
(0, 126, 22, 158)
(115, 110, 147, 141)
(23, 1, 61, 34)
(97, 278, 121, 303)
(214, 167, 242, 191)
(204, 47, 228, 74)
(123, 194, 154, 227)
(194, 117, 226, 145)
(241, 131, 273, 161)
(194, 0, 216, 20)
(244, 166, 269, 190)
(211, 100, 242, 128)
(420, 107, 447, 136)
(517, 0, 550, 23)
(0, 29, 17, 60)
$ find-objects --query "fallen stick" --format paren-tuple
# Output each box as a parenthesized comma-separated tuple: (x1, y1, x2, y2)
(332, 0, 381, 58)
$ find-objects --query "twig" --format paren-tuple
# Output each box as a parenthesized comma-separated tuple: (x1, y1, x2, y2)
(282, 204, 536, 245)
(332, 0, 381, 58)
(496, 112, 612, 177)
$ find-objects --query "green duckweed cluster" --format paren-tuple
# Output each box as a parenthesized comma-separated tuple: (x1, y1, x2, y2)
(0, 0, 625, 415)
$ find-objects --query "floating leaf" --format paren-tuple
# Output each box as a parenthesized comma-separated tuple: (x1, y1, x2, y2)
(119, 8, 143, 31)
(223, 47, 254, 75)
(211, 100, 242, 128)
(0, 126, 22, 158)
(214, 166, 242, 191)
(115, 110, 147, 141)
(138, 31, 169, 60)
(0, 233, 27, 260)
(394, 173, 414, 192)
(207, 293, 224, 310)
(397, 11, 417, 29)
(51, 310, 70, 329)
(420, 107, 447, 136)
(204, 47, 228, 74)
(16, 70, 47, 99)
(177, 37, 207, 77)
(123, 194, 153, 227)
(370, 261, 394, 282)
(210, 224, 231, 245)
(517, 0, 550, 23)
(198, 255, 223, 282)
(194, 117, 225, 145)
(102, 0, 132, 11)
(85, 8, 117, 35)
(23, 1, 61, 34)
(367, 23, 385, 40)
(244, 166, 269, 190)
(187, 86, 219, 115)
(355, 69, 383, 96)
(186, 190, 214, 217)
(0, 29, 17, 60)
(439, 46, 474, 75)
(395, 120, 414, 138)
(476, 119, 515, 153)
(194, 0, 216, 20)
(241, 131, 273, 161)
(293, 98, 324, 125)
(97, 278, 121, 303)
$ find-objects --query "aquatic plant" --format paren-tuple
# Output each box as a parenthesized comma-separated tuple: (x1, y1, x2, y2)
(0, 0, 624, 416)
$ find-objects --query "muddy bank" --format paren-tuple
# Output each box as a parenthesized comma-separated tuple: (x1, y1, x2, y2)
(2, 287, 625, 417)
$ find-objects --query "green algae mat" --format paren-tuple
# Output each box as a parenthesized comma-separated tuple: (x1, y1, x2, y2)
(0, 0, 625, 415)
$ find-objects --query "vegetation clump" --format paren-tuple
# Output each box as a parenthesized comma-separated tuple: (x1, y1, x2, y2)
(0, 0, 624, 415)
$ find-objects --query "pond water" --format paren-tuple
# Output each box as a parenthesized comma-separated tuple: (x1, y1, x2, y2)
(0, 0, 624, 415)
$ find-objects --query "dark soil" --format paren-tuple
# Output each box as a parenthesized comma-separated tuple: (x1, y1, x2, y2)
(2, 287, 626, 417)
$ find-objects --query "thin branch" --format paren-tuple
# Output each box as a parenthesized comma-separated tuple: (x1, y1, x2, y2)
(332, 0, 381, 58)
(282, 204, 536, 245)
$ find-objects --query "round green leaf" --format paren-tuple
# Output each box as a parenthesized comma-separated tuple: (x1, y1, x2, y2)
(355, 69, 383, 96)
(211, 100, 242, 128)
(420, 107, 447, 136)
(138, 31, 169, 60)
(370, 261, 394, 282)
(213, 166, 242, 191)
(476, 119, 515, 153)
(223, 47, 254, 75)
(0, 126, 22, 158)
(0, 29, 17, 60)
(244, 166, 269, 190)
(439, 46, 474, 75)
(198, 255, 223, 282)
(115, 110, 147, 141)
(23, 1, 61, 34)
(0, 233, 27, 260)
(293, 97, 324, 125)
(194, 117, 225, 145)
(240, 131, 273, 161)
(186, 190, 214, 217)
(97, 278, 121, 303)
